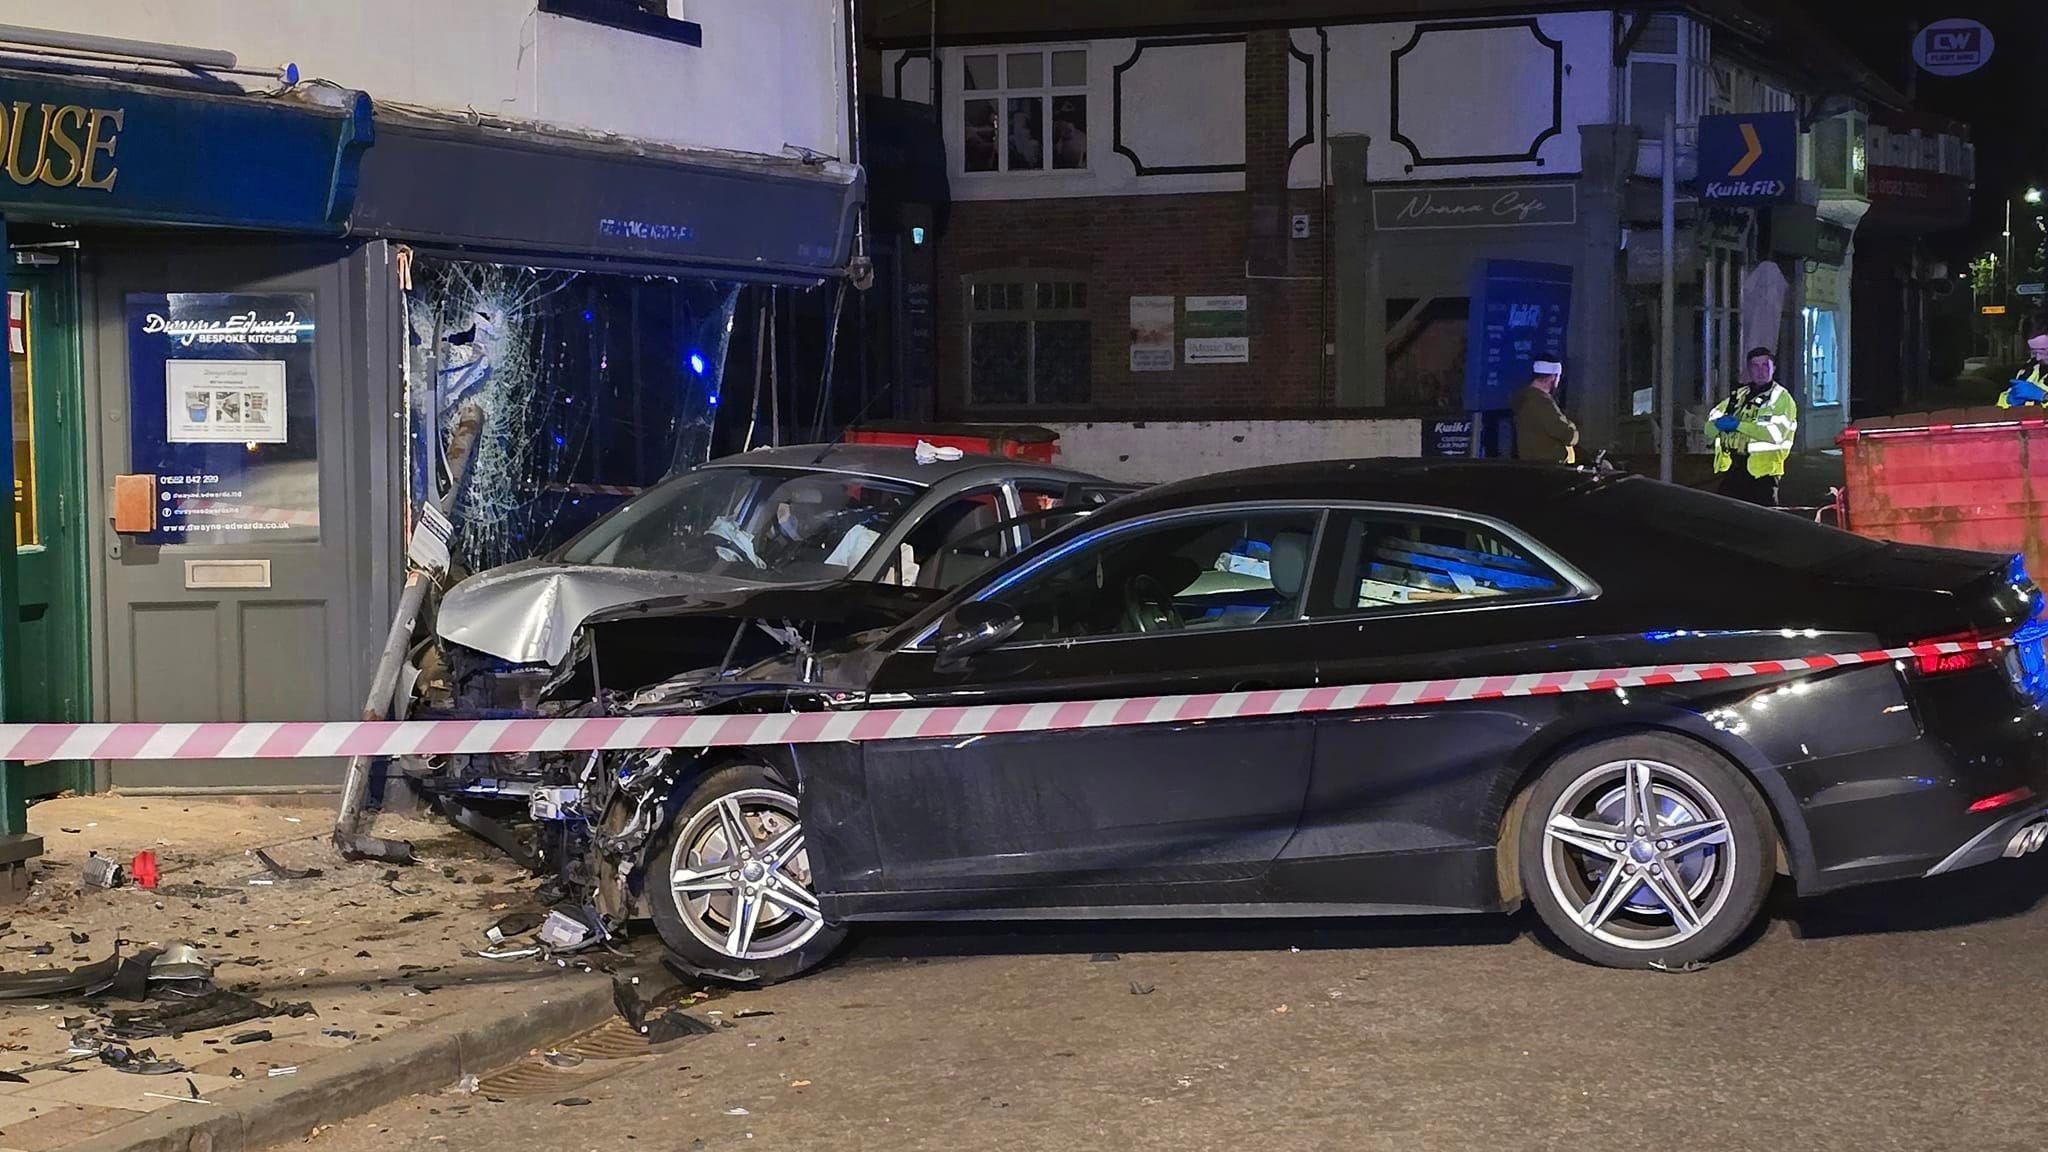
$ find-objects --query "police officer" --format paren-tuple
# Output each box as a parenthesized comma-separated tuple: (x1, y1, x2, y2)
(1511, 360, 1579, 464)
(1706, 347, 1798, 507)
(1998, 331, 2048, 408)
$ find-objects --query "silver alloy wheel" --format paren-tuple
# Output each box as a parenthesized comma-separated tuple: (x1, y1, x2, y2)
(1540, 759, 1736, 951)
(668, 786, 824, 961)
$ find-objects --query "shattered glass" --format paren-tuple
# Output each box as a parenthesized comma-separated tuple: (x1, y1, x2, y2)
(405, 258, 741, 574)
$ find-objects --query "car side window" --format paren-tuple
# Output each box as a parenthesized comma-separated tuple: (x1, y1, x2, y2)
(990, 510, 1323, 643)
(884, 486, 1010, 590)
(1312, 510, 1569, 616)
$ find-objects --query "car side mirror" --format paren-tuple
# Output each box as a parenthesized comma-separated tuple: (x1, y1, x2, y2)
(933, 601, 1022, 667)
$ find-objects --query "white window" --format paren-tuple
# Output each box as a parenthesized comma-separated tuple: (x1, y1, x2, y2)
(1804, 306, 1841, 407)
(1624, 15, 1710, 139)
(959, 47, 1089, 173)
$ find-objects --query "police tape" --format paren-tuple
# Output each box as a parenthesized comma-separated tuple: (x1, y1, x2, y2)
(0, 639, 2004, 764)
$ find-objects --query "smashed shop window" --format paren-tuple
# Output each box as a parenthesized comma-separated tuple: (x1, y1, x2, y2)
(404, 259, 740, 574)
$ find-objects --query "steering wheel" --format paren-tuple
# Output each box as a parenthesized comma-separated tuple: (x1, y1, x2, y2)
(1122, 574, 1183, 634)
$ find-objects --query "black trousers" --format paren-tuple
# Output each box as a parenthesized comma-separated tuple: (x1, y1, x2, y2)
(1717, 466, 1780, 507)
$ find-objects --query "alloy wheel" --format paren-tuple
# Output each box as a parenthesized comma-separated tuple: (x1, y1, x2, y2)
(668, 787, 824, 961)
(1539, 759, 1736, 951)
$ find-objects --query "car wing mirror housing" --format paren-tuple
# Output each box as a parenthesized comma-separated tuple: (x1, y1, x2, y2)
(933, 601, 1023, 668)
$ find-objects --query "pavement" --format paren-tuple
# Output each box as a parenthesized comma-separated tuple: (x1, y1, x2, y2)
(280, 850, 2048, 1152)
(0, 795, 624, 1152)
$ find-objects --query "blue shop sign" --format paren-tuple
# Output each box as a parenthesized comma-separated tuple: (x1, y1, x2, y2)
(0, 69, 371, 230)
(1465, 260, 1571, 412)
(1698, 112, 1795, 205)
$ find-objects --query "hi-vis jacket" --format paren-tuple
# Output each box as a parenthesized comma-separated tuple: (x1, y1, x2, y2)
(1998, 362, 2048, 409)
(1707, 382, 1798, 478)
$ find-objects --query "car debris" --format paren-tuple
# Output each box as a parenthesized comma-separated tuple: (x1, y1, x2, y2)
(129, 851, 160, 890)
(484, 911, 545, 945)
(268, 1065, 299, 1077)
(475, 946, 543, 962)
(81, 853, 122, 889)
(248, 849, 323, 884)
(148, 945, 213, 984)
(230, 1030, 272, 1045)
(100, 1045, 188, 1075)
(0, 951, 122, 1000)
(536, 907, 605, 952)
(141, 1090, 216, 1106)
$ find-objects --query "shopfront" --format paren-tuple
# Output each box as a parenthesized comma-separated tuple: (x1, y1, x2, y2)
(0, 69, 860, 806)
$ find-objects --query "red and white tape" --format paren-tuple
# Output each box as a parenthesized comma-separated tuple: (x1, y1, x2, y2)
(0, 640, 2001, 764)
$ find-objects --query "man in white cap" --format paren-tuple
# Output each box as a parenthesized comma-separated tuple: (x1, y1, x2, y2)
(1511, 359, 1579, 464)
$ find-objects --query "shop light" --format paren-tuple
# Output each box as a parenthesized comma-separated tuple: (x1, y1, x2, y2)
(688, 352, 707, 375)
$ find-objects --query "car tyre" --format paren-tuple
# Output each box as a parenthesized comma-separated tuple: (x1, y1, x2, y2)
(1518, 733, 1773, 969)
(648, 762, 846, 985)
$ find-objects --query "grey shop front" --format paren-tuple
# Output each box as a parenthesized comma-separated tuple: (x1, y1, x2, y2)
(0, 69, 860, 798)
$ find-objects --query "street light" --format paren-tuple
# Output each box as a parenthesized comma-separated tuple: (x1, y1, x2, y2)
(2027, 187, 2045, 205)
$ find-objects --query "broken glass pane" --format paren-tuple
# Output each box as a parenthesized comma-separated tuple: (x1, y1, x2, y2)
(404, 258, 740, 575)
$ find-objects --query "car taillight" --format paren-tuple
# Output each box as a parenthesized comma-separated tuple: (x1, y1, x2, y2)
(1912, 631, 2006, 677)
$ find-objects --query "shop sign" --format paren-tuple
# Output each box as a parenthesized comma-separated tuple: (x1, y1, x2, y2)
(1373, 183, 1576, 230)
(1423, 418, 1475, 458)
(0, 74, 369, 230)
(1913, 19, 1994, 77)
(1699, 113, 1795, 204)
(2014, 283, 2044, 298)
(1183, 295, 1248, 364)
(1465, 260, 1571, 412)
(1129, 295, 1174, 372)
(127, 293, 320, 545)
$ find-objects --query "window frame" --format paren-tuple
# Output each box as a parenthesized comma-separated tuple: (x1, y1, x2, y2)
(956, 44, 1090, 176)
(900, 500, 1599, 651)
(963, 271, 1092, 408)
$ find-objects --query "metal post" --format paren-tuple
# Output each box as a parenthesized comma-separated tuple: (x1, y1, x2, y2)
(333, 402, 485, 861)
(1659, 114, 1677, 483)
(0, 213, 35, 894)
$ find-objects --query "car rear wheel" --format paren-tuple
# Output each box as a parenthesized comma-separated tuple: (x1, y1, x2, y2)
(1518, 734, 1773, 969)
(648, 762, 846, 984)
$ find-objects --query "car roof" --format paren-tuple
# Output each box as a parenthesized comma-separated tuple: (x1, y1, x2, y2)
(1088, 458, 1605, 525)
(703, 443, 1109, 488)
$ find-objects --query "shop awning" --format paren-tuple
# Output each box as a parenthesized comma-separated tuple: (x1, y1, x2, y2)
(0, 66, 372, 231)
(346, 111, 863, 283)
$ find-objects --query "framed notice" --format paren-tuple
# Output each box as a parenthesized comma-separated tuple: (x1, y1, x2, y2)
(1183, 295, 1248, 364)
(1129, 296, 1174, 372)
(166, 360, 288, 444)
(127, 292, 320, 544)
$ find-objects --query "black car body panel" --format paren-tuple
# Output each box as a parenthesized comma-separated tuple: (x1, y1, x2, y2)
(577, 462, 2048, 931)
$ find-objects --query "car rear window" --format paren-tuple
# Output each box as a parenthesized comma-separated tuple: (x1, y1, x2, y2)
(1576, 476, 1880, 569)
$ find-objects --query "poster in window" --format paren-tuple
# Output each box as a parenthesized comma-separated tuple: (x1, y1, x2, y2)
(1183, 295, 1248, 364)
(127, 293, 319, 544)
(1129, 296, 1174, 372)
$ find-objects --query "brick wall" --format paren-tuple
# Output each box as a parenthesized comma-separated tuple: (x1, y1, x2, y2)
(934, 190, 1327, 420)
(931, 28, 1328, 422)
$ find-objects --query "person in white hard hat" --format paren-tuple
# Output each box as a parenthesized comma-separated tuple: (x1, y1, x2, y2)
(1511, 359, 1579, 464)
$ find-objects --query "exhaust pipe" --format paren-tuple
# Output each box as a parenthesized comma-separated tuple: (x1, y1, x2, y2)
(2003, 822, 2048, 858)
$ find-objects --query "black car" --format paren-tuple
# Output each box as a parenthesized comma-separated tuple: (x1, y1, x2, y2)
(546, 460, 2048, 979)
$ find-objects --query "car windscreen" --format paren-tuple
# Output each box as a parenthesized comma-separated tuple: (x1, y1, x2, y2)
(1574, 475, 1880, 569)
(558, 466, 922, 582)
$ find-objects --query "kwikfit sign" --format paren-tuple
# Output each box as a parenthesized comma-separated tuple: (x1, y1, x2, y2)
(1913, 19, 1994, 77)
(1697, 113, 1795, 205)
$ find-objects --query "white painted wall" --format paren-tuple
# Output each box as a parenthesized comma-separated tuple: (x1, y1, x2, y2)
(5, 0, 848, 159)
(1045, 420, 1421, 483)
(1295, 11, 1614, 186)
(885, 39, 1249, 200)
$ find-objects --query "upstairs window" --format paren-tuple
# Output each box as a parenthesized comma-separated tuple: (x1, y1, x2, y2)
(961, 47, 1088, 173)
(966, 275, 1091, 407)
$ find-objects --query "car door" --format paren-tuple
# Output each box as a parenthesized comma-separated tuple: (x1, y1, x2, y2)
(842, 504, 1329, 912)
(1276, 505, 1600, 910)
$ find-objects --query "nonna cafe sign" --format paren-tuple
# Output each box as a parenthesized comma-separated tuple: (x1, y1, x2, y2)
(1373, 183, 1578, 231)
(0, 73, 371, 230)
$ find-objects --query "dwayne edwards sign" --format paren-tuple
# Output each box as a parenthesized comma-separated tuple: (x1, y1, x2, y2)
(1373, 183, 1577, 231)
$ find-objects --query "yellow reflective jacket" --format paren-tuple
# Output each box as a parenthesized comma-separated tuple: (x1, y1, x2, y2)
(1707, 382, 1797, 478)
(1998, 362, 2048, 409)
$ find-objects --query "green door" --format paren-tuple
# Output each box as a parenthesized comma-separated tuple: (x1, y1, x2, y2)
(8, 256, 92, 797)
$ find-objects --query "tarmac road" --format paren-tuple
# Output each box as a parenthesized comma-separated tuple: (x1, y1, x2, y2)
(286, 852, 2048, 1152)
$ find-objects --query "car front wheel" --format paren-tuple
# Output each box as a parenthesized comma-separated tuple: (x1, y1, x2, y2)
(648, 762, 846, 984)
(1518, 734, 1773, 969)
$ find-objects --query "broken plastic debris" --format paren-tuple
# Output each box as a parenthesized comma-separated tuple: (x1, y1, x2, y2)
(148, 945, 212, 983)
(913, 439, 965, 465)
(536, 908, 603, 952)
(475, 946, 541, 962)
(555, 1097, 593, 1107)
(100, 1045, 188, 1075)
(485, 911, 545, 946)
(455, 1074, 481, 1094)
(725, 1107, 750, 1116)
(267, 1065, 298, 1077)
(543, 1050, 585, 1069)
(250, 849, 321, 883)
(1647, 959, 1710, 973)
(129, 851, 159, 891)
(1129, 982, 1155, 996)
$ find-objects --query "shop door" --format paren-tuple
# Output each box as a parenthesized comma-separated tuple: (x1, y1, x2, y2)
(9, 259, 93, 796)
(90, 241, 364, 789)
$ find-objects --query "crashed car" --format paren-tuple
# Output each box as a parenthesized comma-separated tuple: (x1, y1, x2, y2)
(406, 443, 1123, 802)
(532, 459, 2048, 980)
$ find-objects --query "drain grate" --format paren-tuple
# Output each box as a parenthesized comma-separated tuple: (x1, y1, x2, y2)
(558, 1016, 660, 1060)
(470, 1015, 677, 1097)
